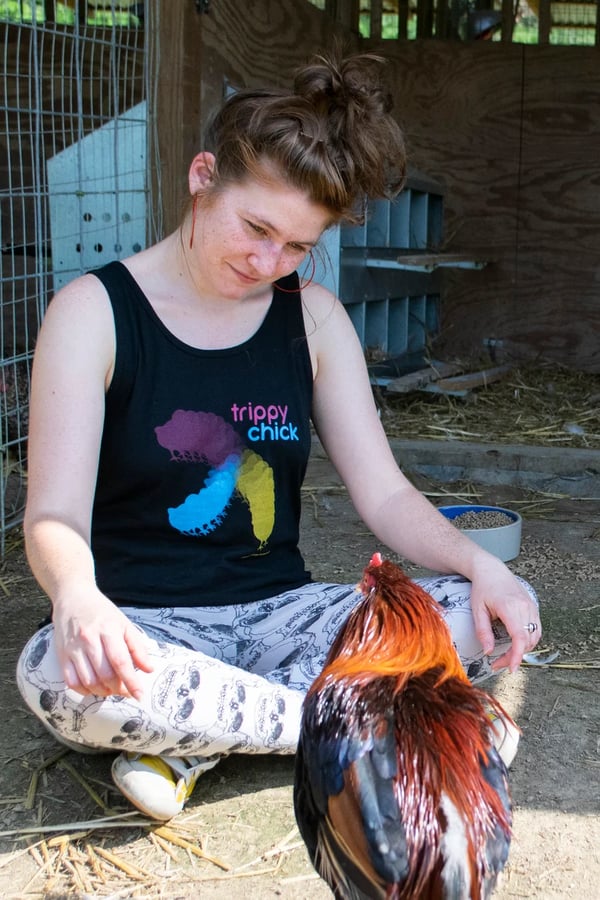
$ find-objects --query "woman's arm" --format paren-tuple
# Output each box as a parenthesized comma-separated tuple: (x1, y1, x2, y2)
(24, 275, 153, 697)
(304, 287, 540, 671)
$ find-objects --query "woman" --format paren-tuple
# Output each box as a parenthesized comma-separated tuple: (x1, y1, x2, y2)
(17, 51, 540, 821)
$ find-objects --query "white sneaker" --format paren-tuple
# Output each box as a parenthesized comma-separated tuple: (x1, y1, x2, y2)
(111, 752, 220, 820)
(488, 712, 520, 769)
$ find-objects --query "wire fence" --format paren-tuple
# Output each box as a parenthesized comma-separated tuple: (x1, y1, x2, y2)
(0, 1, 156, 554)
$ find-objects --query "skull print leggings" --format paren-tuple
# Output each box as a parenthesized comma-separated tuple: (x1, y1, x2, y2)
(16, 575, 537, 761)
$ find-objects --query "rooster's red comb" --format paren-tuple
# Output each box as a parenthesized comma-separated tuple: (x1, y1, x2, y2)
(369, 552, 383, 568)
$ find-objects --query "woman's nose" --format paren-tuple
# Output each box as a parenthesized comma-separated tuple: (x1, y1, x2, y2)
(249, 244, 283, 278)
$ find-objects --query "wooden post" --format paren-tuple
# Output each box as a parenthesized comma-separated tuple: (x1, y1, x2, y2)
(416, 0, 433, 38)
(500, 0, 515, 42)
(339, 0, 360, 32)
(152, 0, 186, 236)
(397, 0, 409, 39)
(435, 0, 449, 40)
(370, 0, 383, 39)
(151, 0, 205, 236)
(537, 0, 551, 44)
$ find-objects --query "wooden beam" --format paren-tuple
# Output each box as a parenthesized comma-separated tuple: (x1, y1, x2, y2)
(332, 0, 360, 31)
(416, 0, 434, 38)
(370, 0, 383, 39)
(500, 0, 515, 42)
(397, 0, 409, 39)
(45, 0, 56, 24)
(537, 0, 552, 44)
(153, 0, 187, 235)
(435, 0, 449, 39)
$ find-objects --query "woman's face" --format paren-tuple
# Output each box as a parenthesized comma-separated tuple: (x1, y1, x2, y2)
(188, 156, 332, 301)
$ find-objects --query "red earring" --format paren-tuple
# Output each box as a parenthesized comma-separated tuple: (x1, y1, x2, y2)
(189, 194, 198, 250)
(276, 250, 317, 293)
(300, 250, 317, 289)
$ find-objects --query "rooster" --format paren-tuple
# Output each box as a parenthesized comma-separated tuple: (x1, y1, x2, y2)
(294, 553, 513, 900)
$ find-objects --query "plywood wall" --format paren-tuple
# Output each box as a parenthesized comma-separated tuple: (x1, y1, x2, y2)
(366, 39, 600, 372)
(153, 3, 600, 372)
(154, 0, 355, 234)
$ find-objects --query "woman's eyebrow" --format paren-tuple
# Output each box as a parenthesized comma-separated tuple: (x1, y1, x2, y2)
(247, 214, 320, 247)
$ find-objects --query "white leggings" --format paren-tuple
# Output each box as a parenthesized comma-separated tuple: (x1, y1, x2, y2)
(16, 576, 537, 759)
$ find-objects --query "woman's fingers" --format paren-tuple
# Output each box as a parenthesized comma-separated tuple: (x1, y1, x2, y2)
(61, 632, 147, 698)
(63, 651, 116, 696)
(102, 630, 152, 700)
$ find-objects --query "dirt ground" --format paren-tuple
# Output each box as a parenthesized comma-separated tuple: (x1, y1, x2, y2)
(0, 457, 599, 899)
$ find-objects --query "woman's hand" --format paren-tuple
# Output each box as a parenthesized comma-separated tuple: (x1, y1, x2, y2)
(53, 588, 154, 699)
(469, 558, 541, 673)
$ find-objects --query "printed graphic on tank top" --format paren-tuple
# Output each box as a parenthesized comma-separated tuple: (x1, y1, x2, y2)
(90, 263, 314, 608)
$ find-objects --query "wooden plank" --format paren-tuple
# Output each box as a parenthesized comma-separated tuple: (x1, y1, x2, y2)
(383, 362, 464, 394)
(364, 250, 489, 271)
(431, 364, 513, 393)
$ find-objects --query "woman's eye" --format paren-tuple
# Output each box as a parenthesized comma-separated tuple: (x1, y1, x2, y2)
(289, 244, 308, 254)
(247, 221, 266, 236)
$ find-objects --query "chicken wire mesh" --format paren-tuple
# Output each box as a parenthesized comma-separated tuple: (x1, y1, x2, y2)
(0, 1, 157, 554)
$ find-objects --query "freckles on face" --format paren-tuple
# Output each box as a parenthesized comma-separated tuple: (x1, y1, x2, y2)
(196, 177, 331, 294)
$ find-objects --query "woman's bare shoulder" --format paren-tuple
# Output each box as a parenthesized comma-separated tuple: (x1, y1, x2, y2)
(36, 272, 116, 379)
(302, 281, 363, 350)
(44, 271, 112, 319)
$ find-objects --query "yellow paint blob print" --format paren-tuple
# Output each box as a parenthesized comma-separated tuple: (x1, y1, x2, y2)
(237, 449, 275, 548)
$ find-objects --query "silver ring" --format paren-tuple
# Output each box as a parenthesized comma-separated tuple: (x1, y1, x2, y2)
(524, 622, 537, 634)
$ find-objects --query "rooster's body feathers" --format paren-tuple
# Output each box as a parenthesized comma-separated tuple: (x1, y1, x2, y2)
(294, 556, 513, 900)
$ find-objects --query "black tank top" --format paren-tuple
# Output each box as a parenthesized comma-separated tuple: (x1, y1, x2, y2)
(90, 261, 313, 607)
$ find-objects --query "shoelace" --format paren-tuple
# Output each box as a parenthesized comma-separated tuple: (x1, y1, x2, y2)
(162, 754, 220, 784)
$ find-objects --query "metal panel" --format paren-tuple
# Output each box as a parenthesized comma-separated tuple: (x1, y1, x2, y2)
(318, 176, 445, 359)
(47, 102, 147, 291)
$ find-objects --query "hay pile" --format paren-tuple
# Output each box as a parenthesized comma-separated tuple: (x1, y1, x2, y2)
(378, 363, 600, 450)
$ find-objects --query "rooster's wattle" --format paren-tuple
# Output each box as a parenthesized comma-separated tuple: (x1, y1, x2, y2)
(294, 553, 513, 899)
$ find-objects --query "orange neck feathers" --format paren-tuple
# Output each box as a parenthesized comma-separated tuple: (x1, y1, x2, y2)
(312, 559, 468, 691)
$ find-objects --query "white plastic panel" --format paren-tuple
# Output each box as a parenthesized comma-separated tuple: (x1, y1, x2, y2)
(47, 101, 147, 290)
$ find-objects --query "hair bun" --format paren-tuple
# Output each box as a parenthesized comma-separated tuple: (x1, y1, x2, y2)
(203, 49, 406, 225)
(292, 50, 406, 216)
(294, 52, 392, 118)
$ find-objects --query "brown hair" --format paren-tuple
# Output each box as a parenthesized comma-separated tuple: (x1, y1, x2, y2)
(203, 51, 406, 225)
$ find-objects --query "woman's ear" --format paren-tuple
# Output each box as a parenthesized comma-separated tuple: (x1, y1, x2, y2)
(188, 152, 216, 195)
